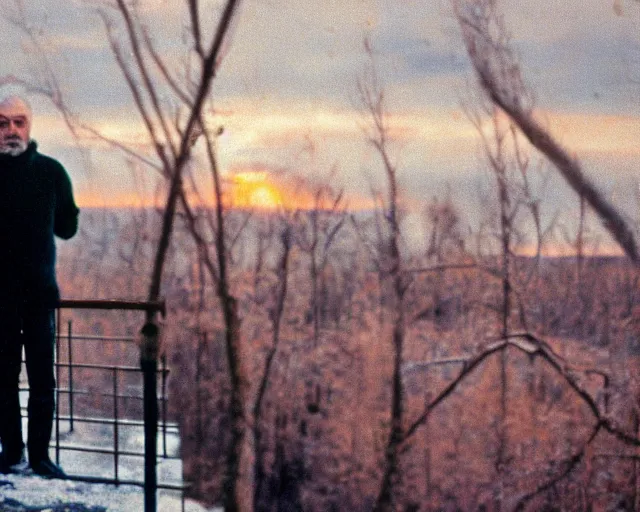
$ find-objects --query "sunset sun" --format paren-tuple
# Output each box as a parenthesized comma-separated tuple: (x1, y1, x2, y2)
(230, 171, 282, 210)
(249, 185, 281, 209)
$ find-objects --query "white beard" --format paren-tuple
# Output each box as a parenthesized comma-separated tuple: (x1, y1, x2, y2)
(0, 139, 28, 156)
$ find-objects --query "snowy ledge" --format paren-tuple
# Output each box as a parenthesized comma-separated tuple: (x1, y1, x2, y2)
(0, 474, 221, 512)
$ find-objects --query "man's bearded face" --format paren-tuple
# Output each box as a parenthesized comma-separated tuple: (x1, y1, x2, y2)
(0, 98, 32, 156)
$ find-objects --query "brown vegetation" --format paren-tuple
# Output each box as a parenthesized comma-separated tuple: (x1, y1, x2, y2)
(6, 0, 639, 510)
(54, 204, 640, 511)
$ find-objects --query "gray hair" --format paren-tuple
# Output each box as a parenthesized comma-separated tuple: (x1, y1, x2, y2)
(0, 94, 33, 156)
(0, 94, 33, 123)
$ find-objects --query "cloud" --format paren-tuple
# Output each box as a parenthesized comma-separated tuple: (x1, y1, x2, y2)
(208, 96, 479, 183)
(500, 0, 635, 44)
(542, 111, 640, 156)
(1, 0, 637, 215)
(214, 96, 474, 143)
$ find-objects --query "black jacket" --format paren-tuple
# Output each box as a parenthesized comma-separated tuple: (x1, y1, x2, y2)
(0, 141, 79, 308)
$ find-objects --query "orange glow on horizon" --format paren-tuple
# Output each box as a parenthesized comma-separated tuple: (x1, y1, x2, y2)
(224, 170, 375, 212)
(515, 242, 625, 259)
(76, 171, 376, 211)
(75, 191, 157, 209)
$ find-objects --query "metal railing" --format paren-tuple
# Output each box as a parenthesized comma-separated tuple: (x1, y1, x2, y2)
(19, 299, 184, 512)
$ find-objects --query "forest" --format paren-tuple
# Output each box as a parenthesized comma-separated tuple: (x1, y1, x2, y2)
(2, 0, 640, 510)
(56, 201, 640, 511)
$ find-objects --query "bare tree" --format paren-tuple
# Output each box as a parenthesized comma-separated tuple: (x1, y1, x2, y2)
(464, 102, 554, 503)
(424, 194, 465, 265)
(252, 219, 293, 511)
(357, 41, 409, 511)
(453, 0, 640, 265)
(3, 1, 247, 509)
(293, 176, 347, 345)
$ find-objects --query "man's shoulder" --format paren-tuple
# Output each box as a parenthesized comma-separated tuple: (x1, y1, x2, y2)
(32, 150, 64, 170)
(31, 150, 69, 179)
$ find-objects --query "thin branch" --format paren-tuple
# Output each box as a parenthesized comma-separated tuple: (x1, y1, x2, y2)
(405, 262, 500, 278)
(513, 424, 601, 511)
(146, 0, 242, 306)
(188, 0, 205, 58)
(454, 0, 640, 264)
(404, 339, 508, 440)
(114, 0, 177, 159)
(101, 12, 172, 175)
(404, 331, 640, 448)
(228, 210, 253, 254)
(141, 24, 194, 108)
(178, 187, 221, 288)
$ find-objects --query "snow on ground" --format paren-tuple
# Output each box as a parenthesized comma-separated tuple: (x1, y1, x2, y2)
(1, 418, 222, 512)
(1, 472, 220, 512)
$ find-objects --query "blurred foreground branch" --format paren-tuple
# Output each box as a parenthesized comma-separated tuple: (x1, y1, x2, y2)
(453, 0, 640, 264)
(404, 330, 640, 508)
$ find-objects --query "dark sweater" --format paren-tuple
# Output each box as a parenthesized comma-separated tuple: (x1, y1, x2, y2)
(0, 141, 79, 308)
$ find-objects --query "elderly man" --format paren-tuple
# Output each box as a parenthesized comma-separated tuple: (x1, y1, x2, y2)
(0, 95, 79, 478)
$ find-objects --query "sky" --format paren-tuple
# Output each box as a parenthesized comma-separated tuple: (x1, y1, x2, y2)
(1, 0, 639, 251)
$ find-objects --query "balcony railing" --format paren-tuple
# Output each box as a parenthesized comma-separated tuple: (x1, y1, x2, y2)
(18, 299, 183, 512)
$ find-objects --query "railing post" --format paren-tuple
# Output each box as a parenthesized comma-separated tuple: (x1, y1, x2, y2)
(140, 319, 160, 512)
(161, 353, 168, 459)
(113, 367, 120, 485)
(55, 308, 61, 465)
(68, 319, 74, 432)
